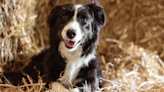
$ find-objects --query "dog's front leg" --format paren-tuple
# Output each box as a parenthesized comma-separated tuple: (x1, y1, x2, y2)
(74, 60, 103, 92)
(74, 69, 101, 92)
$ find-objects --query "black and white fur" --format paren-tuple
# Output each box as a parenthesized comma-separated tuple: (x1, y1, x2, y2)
(2, 2, 106, 92)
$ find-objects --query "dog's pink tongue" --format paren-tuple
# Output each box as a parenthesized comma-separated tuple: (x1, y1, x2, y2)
(65, 40, 75, 48)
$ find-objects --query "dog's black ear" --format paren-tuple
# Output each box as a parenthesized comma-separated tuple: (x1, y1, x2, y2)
(87, 3, 106, 27)
(48, 5, 61, 28)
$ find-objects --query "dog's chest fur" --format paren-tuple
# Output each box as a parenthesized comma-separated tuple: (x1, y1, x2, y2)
(59, 41, 95, 87)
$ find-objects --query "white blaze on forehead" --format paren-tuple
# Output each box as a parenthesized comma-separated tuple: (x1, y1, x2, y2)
(73, 4, 83, 21)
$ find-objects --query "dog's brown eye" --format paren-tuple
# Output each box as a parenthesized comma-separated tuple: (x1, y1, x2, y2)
(62, 15, 68, 20)
(81, 18, 86, 23)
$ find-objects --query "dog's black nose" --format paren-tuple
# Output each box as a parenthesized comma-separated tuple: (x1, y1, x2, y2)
(66, 29, 76, 39)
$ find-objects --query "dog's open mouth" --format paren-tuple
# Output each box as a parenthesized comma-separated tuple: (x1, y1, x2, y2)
(64, 40, 77, 48)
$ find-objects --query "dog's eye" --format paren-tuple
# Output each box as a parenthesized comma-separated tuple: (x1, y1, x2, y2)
(62, 15, 68, 20)
(81, 18, 86, 23)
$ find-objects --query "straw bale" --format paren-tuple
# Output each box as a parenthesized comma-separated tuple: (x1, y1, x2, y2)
(0, 0, 164, 92)
(0, 0, 39, 64)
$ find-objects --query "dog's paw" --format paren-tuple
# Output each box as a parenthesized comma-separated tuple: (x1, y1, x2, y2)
(51, 82, 81, 92)
(51, 82, 70, 92)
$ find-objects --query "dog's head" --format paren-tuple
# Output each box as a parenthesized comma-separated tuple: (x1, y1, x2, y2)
(48, 3, 105, 55)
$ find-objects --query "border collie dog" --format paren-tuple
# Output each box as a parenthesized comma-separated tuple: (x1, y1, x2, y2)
(3, 2, 106, 92)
